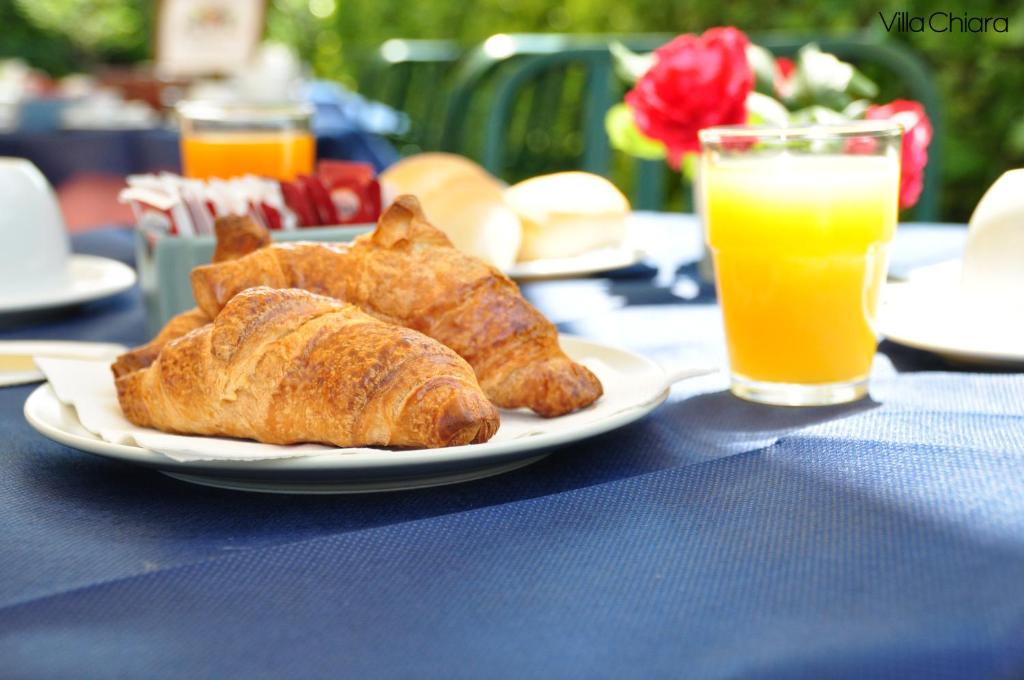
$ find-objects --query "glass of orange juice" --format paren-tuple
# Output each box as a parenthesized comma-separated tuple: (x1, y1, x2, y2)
(699, 121, 902, 406)
(177, 101, 315, 181)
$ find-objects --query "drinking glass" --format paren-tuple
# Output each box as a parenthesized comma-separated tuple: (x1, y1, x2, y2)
(177, 101, 314, 181)
(699, 121, 902, 406)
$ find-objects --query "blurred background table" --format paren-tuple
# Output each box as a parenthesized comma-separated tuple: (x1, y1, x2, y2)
(1, 215, 1021, 679)
(0, 125, 398, 231)
(0, 127, 398, 186)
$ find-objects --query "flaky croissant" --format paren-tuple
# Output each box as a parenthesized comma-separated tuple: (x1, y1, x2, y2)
(191, 195, 603, 417)
(112, 214, 273, 379)
(114, 287, 499, 448)
(212, 213, 272, 264)
(111, 307, 209, 379)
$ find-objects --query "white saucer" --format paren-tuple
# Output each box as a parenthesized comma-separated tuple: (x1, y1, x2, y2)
(24, 337, 670, 494)
(880, 262, 1024, 367)
(506, 246, 642, 280)
(0, 341, 126, 387)
(0, 255, 136, 315)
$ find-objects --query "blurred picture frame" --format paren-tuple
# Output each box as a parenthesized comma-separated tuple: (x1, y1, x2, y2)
(155, 0, 267, 77)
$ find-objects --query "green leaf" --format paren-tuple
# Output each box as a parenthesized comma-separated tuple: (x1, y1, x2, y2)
(788, 105, 852, 125)
(746, 43, 778, 96)
(847, 71, 879, 100)
(789, 43, 879, 110)
(842, 99, 872, 119)
(746, 92, 790, 126)
(680, 152, 699, 182)
(610, 41, 655, 83)
(605, 103, 666, 160)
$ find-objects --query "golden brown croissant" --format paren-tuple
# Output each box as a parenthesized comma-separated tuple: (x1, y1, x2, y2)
(190, 195, 603, 417)
(114, 287, 499, 448)
(111, 307, 210, 379)
(112, 214, 273, 378)
(212, 213, 272, 264)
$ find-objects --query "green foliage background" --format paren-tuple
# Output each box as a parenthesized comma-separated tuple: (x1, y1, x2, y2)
(3, 0, 1024, 222)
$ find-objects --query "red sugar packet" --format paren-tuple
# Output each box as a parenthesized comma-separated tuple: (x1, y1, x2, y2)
(119, 164, 382, 236)
(318, 161, 382, 224)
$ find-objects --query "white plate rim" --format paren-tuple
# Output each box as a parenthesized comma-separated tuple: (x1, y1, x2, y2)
(506, 245, 642, 280)
(0, 254, 136, 314)
(23, 336, 669, 474)
(880, 281, 1024, 365)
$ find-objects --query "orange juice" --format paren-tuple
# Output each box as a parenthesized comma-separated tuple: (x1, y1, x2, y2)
(181, 132, 315, 181)
(703, 154, 900, 390)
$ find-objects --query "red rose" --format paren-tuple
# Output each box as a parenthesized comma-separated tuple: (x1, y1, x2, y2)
(774, 57, 796, 98)
(866, 100, 933, 210)
(625, 27, 754, 167)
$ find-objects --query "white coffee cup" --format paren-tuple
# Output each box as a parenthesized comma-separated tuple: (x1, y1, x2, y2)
(0, 158, 70, 297)
(962, 168, 1024, 308)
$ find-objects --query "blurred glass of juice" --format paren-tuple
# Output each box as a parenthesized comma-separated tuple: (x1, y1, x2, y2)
(177, 101, 315, 181)
(699, 122, 902, 406)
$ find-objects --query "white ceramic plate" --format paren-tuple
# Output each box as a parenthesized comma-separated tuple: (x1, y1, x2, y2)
(880, 263, 1024, 367)
(0, 255, 136, 315)
(24, 337, 669, 494)
(506, 245, 642, 280)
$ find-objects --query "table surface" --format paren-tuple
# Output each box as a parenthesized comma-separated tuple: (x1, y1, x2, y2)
(1, 216, 1021, 679)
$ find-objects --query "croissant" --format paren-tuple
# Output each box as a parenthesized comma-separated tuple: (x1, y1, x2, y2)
(212, 213, 272, 264)
(114, 287, 499, 448)
(191, 195, 603, 417)
(112, 214, 272, 378)
(111, 307, 209, 378)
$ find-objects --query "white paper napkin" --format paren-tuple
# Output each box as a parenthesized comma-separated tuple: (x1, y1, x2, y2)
(36, 357, 338, 462)
(35, 354, 705, 464)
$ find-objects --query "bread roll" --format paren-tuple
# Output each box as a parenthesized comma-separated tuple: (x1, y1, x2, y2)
(381, 152, 493, 197)
(380, 153, 522, 271)
(504, 172, 629, 261)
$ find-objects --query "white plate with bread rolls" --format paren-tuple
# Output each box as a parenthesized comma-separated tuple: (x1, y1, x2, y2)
(25, 335, 669, 494)
(381, 154, 641, 279)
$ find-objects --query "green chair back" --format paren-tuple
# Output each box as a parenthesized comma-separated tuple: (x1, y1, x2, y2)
(442, 33, 942, 221)
(442, 34, 676, 211)
(361, 39, 463, 153)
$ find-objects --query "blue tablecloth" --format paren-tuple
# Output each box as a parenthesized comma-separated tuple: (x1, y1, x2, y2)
(0, 127, 398, 186)
(1, 218, 1021, 679)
